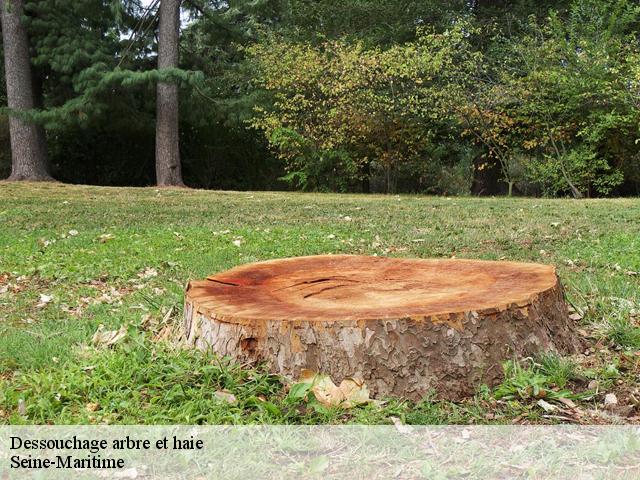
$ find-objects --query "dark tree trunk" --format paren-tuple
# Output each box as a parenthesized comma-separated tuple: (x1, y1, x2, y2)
(471, 154, 504, 196)
(361, 160, 370, 193)
(155, 0, 184, 186)
(1, 0, 51, 181)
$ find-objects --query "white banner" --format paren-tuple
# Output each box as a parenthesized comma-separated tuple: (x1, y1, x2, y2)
(1, 426, 639, 479)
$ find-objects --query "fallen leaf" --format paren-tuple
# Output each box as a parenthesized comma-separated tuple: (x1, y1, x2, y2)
(557, 397, 577, 409)
(296, 370, 370, 408)
(604, 393, 618, 409)
(86, 402, 100, 412)
(98, 233, 115, 243)
(336, 377, 370, 407)
(537, 399, 557, 412)
(300, 370, 341, 406)
(36, 294, 53, 308)
(92, 324, 127, 347)
(17, 399, 26, 416)
(390, 416, 412, 434)
(138, 267, 158, 279)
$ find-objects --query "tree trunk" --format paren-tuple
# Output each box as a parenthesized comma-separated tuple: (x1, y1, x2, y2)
(471, 154, 503, 196)
(1, 0, 51, 181)
(155, 0, 184, 186)
(183, 255, 583, 400)
(361, 161, 370, 193)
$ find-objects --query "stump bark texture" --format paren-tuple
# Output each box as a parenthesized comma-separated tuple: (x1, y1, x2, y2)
(184, 255, 582, 400)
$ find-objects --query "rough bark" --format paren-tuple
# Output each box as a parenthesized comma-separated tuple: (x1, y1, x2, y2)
(1, 0, 51, 181)
(155, 0, 184, 186)
(183, 255, 583, 400)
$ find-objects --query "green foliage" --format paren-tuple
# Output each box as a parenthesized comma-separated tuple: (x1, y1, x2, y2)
(490, 0, 639, 197)
(527, 146, 625, 197)
(2, 0, 640, 194)
(249, 24, 478, 192)
(608, 318, 640, 349)
(536, 353, 578, 389)
(280, 0, 466, 46)
(493, 359, 581, 401)
(1, 340, 286, 424)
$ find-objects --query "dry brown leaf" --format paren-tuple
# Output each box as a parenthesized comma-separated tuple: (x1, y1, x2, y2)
(338, 377, 370, 407)
(297, 370, 370, 408)
(92, 324, 127, 347)
(306, 371, 342, 407)
(86, 402, 100, 412)
(557, 397, 577, 409)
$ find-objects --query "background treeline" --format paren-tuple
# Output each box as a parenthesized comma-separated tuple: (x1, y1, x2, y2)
(1, 0, 639, 196)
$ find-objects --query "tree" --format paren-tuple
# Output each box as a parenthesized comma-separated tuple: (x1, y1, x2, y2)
(500, 0, 638, 197)
(458, 0, 639, 198)
(280, 0, 466, 46)
(0, 0, 51, 181)
(155, 0, 184, 186)
(249, 26, 477, 193)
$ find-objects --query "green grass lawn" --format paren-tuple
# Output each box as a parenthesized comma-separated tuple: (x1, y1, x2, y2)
(0, 182, 639, 424)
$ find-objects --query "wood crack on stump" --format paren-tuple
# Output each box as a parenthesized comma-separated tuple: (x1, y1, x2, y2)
(183, 255, 583, 400)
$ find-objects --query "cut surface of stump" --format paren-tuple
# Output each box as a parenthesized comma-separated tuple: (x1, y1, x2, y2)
(184, 255, 582, 400)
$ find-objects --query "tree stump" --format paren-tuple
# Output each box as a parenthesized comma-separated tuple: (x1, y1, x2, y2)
(183, 255, 582, 400)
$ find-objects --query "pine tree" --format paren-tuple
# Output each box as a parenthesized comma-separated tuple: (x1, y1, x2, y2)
(155, 0, 184, 186)
(1, 0, 51, 181)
